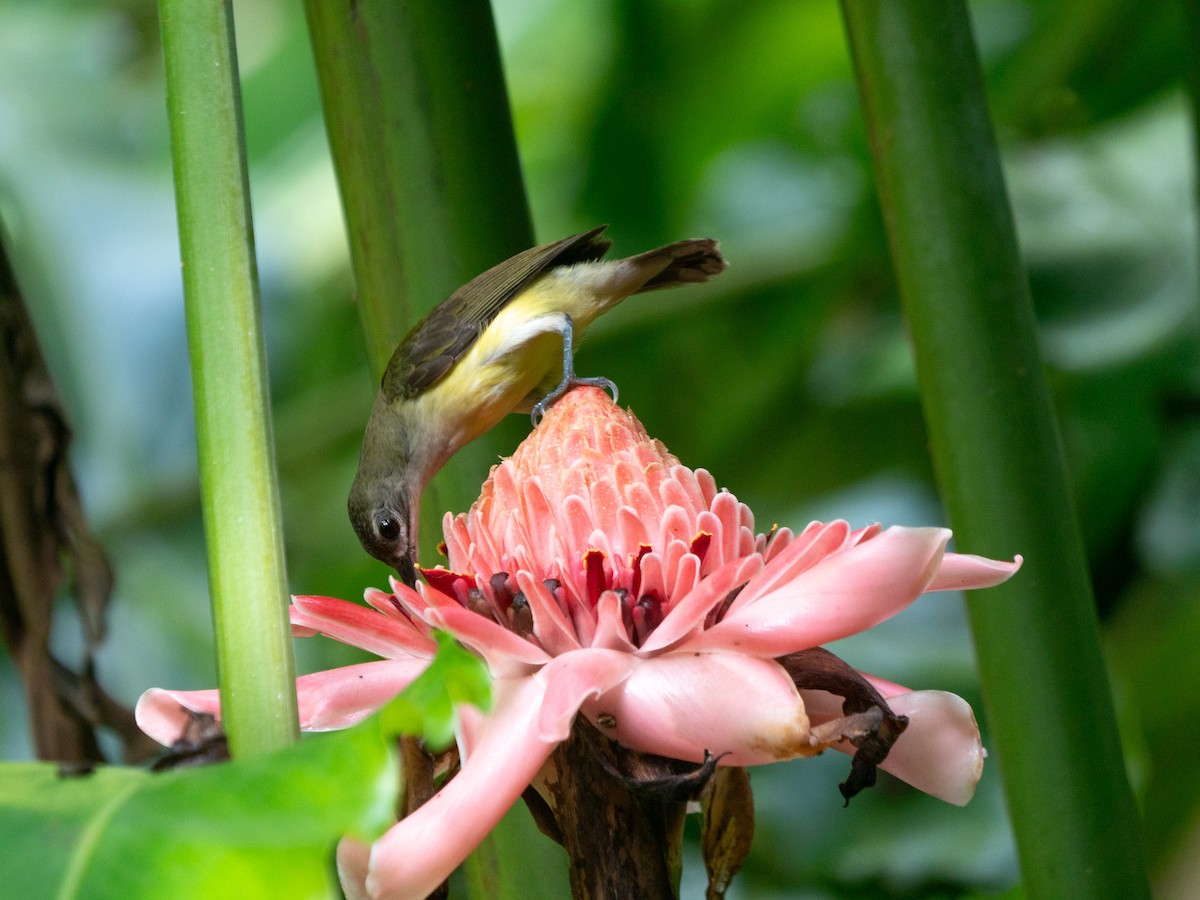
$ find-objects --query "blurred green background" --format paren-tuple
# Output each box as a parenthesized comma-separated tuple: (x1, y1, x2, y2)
(2, 0, 1198, 896)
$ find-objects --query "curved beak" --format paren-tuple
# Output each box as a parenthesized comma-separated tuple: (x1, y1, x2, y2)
(392, 553, 418, 589)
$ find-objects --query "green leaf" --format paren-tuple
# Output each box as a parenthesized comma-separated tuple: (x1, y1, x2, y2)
(0, 719, 397, 899)
(382, 631, 493, 750)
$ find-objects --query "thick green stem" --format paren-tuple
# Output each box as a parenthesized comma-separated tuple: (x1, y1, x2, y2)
(840, 2, 1150, 896)
(159, 0, 298, 756)
(304, 0, 533, 380)
(304, 0, 534, 529)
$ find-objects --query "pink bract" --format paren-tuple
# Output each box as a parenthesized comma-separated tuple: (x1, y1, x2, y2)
(136, 387, 1021, 900)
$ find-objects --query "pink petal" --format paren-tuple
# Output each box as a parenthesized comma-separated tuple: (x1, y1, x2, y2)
(694, 468, 719, 506)
(666, 552, 702, 611)
(877, 690, 985, 805)
(801, 686, 985, 806)
(289, 595, 436, 659)
(441, 513, 471, 572)
(761, 525, 795, 562)
(659, 505, 694, 547)
(567, 590, 597, 647)
(423, 605, 550, 675)
(724, 519, 850, 614)
(365, 677, 557, 900)
(135, 687, 222, 745)
(410, 578, 463, 612)
(562, 495, 595, 570)
(520, 472, 557, 549)
(848, 522, 884, 545)
(134, 660, 429, 744)
(388, 577, 441, 618)
(661, 539, 691, 590)
(515, 570, 581, 656)
(710, 490, 744, 566)
(535, 648, 636, 742)
(362, 587, 404, 617)
(690, 526, 952, 657)
(581, 653, 814, 766)
(658, 470, 698, 518)
(296, 660, 432, 731)
(637, 549, 669, 602)
(592, 590, 637, 652)
(926, 552, 1023, 592)
(616, 504, 652, 554)
(589, 472, 623, 536)
(639, 555, 762, 654)
(336, 838, 371, 900)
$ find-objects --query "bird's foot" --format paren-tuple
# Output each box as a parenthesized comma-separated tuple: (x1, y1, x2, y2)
(531, 375, 619, 425)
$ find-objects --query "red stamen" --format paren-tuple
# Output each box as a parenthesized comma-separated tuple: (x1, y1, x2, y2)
(490, 572, 518, 611)
(634, 594, 664, 646)
(419, 567, 473, 604)
(584, 548, 608, 607)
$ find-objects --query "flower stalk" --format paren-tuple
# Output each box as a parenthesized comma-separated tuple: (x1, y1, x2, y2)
(158, 0, 298, 756)
(539, 720, 686, 900)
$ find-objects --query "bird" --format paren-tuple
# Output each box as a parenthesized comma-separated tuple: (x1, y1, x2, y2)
(347, 225, 727, 584)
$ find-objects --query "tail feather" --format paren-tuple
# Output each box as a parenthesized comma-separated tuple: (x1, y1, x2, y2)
(629, 239, 727, 292)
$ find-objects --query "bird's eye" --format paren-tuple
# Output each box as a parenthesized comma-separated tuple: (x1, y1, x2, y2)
(376, 515, 402, 542)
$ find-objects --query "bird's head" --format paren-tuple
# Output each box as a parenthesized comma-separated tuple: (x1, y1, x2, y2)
(348, 465, 419, 587)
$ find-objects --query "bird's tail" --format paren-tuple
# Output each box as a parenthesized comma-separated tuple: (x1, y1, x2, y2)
(548, 237, 727, 312)
(627, 238, 727, 293)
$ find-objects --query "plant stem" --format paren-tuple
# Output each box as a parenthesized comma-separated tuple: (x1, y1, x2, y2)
(540, 721, 684, 900)
(840, 2, 1151, 895)
(159, 0, 298, 757)
(304, 0, 535, 531)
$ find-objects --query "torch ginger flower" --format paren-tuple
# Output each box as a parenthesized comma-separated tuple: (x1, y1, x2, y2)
(137, 387, 1020, 899)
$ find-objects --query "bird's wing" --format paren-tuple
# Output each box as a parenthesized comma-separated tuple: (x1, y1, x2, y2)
(380, 226, 612, 402)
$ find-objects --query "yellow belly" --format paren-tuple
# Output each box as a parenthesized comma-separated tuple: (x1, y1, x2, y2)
(406, 270, 620, 471)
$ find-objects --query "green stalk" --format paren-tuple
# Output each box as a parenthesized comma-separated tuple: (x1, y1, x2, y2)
(304, 0, 534, 526)
(159, 0, 298, 756)
(839, 2, 1150, 896)
(303, 0, 533, 379)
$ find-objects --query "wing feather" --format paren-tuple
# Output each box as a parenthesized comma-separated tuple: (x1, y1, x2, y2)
(381, 227, 611, 401)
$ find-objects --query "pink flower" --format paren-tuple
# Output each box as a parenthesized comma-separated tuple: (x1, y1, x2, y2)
(136, 387, 1020, 899)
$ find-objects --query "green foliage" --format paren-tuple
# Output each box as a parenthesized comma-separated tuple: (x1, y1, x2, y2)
(382, 631, 493, 751)
(0, 720, 396, 899)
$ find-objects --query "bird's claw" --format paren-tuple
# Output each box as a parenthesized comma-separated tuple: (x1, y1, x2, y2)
(531, 376, 619, 426)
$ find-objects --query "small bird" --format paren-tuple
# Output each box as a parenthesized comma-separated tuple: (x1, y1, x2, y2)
(348, 226, 727, 584)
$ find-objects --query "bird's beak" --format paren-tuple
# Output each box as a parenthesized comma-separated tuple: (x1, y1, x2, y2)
(393, 553, 418, 589)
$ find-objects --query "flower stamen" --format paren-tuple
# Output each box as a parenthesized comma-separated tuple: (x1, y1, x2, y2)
(584, 549, 606, 606)
(708, 583, 746, 628)
(508, 593, 534, 637)
(689, 531, 712, 565)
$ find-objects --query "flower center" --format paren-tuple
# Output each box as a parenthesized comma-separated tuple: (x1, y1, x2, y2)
(425, 522, 758, 651)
